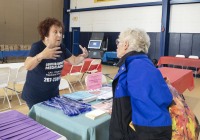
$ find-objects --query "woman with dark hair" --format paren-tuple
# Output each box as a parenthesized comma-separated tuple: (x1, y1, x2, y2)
(22, 17, 88, 109)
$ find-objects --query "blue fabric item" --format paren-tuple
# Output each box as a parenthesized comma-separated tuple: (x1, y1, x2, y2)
(0, 51, 4, 59)
(42, 96, 92, 116)
(22, 40, 72, 107)
(42, 98, 62, 110)
(113, 54, 172, 127)
(102, 51, 117, 62)
(2, 50, 30, 57)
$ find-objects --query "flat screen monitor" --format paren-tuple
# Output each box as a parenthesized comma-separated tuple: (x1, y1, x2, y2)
(88, 40, 102, 49)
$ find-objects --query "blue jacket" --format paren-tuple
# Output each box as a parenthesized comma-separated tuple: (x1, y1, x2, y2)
(109, 54, 172, 140)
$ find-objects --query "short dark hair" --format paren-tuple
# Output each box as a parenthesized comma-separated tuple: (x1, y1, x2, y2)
(38, 17, 64, 40)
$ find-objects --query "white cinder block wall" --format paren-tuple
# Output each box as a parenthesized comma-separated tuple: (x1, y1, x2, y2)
(70, 0, 162, 32)
(69, 0, 200, 33)
(170, 3, 200, 33)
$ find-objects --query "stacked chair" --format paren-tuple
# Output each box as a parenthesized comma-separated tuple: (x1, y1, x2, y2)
(0, 67, 11, 111)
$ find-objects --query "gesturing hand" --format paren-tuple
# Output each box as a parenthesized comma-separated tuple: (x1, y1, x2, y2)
(79, 45, 88, 58)
(42, 46, 62, 60)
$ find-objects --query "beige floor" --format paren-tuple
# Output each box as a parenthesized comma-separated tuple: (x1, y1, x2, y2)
(0, 63, 200, 126)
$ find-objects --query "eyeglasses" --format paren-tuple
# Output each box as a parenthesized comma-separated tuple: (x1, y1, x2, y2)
(116, 39, 120, 45)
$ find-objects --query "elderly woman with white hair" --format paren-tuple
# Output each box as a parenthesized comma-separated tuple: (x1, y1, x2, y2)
(109, 28, 173, 140)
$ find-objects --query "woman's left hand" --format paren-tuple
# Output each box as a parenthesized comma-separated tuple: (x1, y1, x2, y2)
(79, 45, 88, 58)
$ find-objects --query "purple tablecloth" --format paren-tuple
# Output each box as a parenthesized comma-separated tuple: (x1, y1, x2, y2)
(0, 110, 61, 140)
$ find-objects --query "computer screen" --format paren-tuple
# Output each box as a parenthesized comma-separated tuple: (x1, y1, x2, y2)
(88, 40, 102, 49)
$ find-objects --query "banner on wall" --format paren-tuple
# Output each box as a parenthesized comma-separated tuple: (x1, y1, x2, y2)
(94, 0, 117, 3)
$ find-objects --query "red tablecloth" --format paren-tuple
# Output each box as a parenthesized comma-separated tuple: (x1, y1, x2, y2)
(159, 67, 194, 93)
(61, 58, 102, 76)
(157, 56, 200, 73)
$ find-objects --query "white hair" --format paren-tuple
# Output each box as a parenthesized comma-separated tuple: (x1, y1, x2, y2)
(118, 28, 150, 53)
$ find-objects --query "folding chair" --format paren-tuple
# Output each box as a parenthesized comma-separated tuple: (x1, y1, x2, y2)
(188, 55, 199, 78)
(67, 62, 84, 92)
(59, 78, 72, 93)
(175, 54, 186, 69)
(175, 54, 185, 58)
(0, 67, 11, 111)
(188, 55, 199, 59)
(12, 65, 27, 105)
(81, 59, 101, 80)
(86, 59, 101, 74)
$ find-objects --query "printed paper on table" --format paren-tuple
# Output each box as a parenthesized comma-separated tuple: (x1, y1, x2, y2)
(86, 72, 102, 90)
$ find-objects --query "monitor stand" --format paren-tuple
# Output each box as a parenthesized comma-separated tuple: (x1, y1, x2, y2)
(88, 50, 104, 59)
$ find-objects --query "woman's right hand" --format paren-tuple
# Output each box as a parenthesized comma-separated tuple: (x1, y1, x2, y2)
(41, 46, 62, 60)
(24, 46, 62, 70)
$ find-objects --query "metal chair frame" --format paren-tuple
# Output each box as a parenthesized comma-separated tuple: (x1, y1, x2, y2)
(0, 67, 11, 111)
(59, 78, 72, 93)
(67, 62, 84, 92)
(12, 65, 27, 105)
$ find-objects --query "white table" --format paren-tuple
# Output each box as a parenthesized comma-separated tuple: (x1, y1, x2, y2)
(0, 62, 24, 82)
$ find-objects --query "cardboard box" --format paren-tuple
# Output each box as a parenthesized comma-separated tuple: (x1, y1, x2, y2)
(27, 45, 31, 50)
(9, 44, 14, 50)
(13, 44, 19, 50)
(19, 45, 24, 50)
(4, 45, 9, 51)
(0, 44, 4, 51)
(24, 45, 28, 50)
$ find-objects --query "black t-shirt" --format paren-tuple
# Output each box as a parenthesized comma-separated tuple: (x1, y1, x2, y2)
(22, 40, 72, 105)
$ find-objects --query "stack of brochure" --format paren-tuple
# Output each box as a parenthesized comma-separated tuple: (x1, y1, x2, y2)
(97, 91, 112, 100)
(92, 99, 113, 114)
(63, 91, 97, 103)
(88, 87, 113, 100)
(88, 86, 113, 100)
(85, 109, 107, 120)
